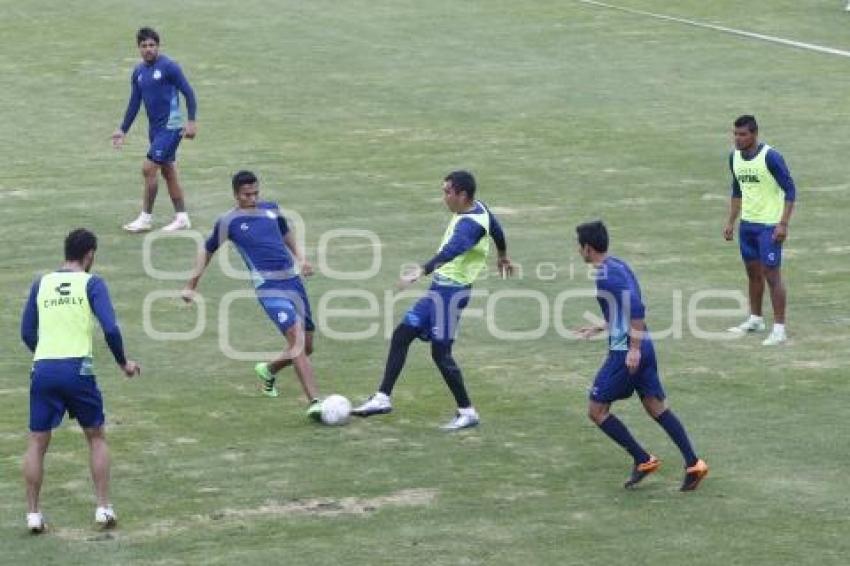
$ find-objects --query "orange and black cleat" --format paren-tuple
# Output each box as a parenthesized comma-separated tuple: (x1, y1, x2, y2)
(624, 455, 661, 489)
(680, 459, 709, 491)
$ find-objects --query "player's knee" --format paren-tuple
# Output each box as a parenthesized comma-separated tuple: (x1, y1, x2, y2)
(764, 270, 782, 287)
(430, 342, 454, 368)
(587, 405, 608, 425)
(142, 162, 158, 178)
(391, 324, 417, 347)
(83, 426, 106, 443)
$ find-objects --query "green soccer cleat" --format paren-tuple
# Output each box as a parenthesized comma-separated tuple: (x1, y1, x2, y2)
(254, 363, 279, 398)
(307, 398, 323, 422)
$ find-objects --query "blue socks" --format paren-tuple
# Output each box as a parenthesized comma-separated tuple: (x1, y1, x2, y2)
(598, 415, 650, 464)
(655, 409, 698, 467)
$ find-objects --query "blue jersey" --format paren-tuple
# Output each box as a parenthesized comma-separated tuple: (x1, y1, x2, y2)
(120, 54, 197, 133)
(422, 201, 506, 280)
(595, 256, 649, 352)
(20, 273, 126, 368)
(205, 202, 297, 287)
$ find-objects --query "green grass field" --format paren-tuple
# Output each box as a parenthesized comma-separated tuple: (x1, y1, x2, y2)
(2, 1, 849, 563)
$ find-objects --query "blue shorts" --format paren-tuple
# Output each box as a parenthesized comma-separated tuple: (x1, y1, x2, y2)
(29, 359, 104, 432)
(589, 345, 666, 404)
(147, 128, 183, 164)
(257, 277, 315, 333)
(403, 283, 471, 344)
(739, 220, 782, 268)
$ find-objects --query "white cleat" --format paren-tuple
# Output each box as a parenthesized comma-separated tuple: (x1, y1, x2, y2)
(351, 393, 392, 417)
(727, 318, 766, 334)
(27, 512, 46, 534)
(441, 411, 480, 431)
(161, 214, 192, 232)
(95, 506, 118, 529)
(123, 215, 153, 233)
(762, 329, 787, 346)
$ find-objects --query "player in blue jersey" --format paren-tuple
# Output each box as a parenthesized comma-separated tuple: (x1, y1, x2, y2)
(574, 221, 708, 491)
(352, 171, 514, 430)
(182, 170, 322, 419)
(20, 229, 140, 533)
(113, 27, 197, 233)
(723, 115, 796, 346)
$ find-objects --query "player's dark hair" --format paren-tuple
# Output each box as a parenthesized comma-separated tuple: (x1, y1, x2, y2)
(576, 221, 609, 253)
(136, 27, 160, 45)
(232, 170, 258, 192)
(444, 170, 476, 199)
(65, 228, 98, 261)
(734, 114, 758, 133)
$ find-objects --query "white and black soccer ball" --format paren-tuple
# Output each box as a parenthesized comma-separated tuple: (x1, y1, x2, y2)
(320, 394, 352, 426)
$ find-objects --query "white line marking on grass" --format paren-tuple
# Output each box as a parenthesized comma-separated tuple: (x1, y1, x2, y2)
(576, 0, 850, 58)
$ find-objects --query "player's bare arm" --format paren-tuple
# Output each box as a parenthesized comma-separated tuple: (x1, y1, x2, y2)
(773, 201, 794, 243)
(182, 250, 213, 302)
(724, 197, 741, 241)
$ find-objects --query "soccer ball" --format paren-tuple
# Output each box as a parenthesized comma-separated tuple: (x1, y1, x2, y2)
(320, 395, 351, 426)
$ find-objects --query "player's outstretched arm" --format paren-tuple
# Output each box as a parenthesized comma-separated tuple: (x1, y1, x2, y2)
(182, 250, 213, 302)
(575, 324, 606, 339)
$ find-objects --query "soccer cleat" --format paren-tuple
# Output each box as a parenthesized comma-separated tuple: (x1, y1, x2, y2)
(624, 455, 661, 489)
(123, 214, 153, 233)
(761, 329, 787, 346)
(351, 393, 392, 417)
(27, 512, 45, 534)
(161, 214, 192, 232)
(254, 363, 279, 398)
(727, 317, 766, 334)
(440, 411, 480, 431)
(307, 399, 323, 422)
(95, 506, 118, 529)
(680, 459, 709, 491)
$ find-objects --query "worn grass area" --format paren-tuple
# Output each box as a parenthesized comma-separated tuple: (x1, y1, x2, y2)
(1, 0, 849, 564)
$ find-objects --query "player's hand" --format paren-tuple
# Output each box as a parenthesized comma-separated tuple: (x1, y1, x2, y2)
(183, 121, 197, 139)
(397, 265, 423, 289)
(180, 286, 197, 304)
(722, 222, 735, 241)
(121, 360, 141, 378)
(625, 348, 641, 375)
(497, 256, 515, 279)
(575, 325, 604, 339)
(111, 129, 126, 149)
(300, 259, 315, 277)
(772, 223, 788, 243)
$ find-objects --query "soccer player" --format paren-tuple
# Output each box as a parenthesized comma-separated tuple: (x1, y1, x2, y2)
(723, 115, 796, 346)
(182, 170, 321, 419)
(574, 220, 708, 491)
(352, 171, 514, 430)
(112, 27, 197, 233)
(20, 229, 141, 533)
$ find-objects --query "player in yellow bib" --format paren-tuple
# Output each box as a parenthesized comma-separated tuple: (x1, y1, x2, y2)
(723, 115, 797, 346)
(353, 171, 514, 430)
(19, 229, 140, 533)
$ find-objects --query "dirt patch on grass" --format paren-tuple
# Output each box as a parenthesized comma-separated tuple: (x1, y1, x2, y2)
(52, 488, 438, 542)
(211, 487, 437, 520)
